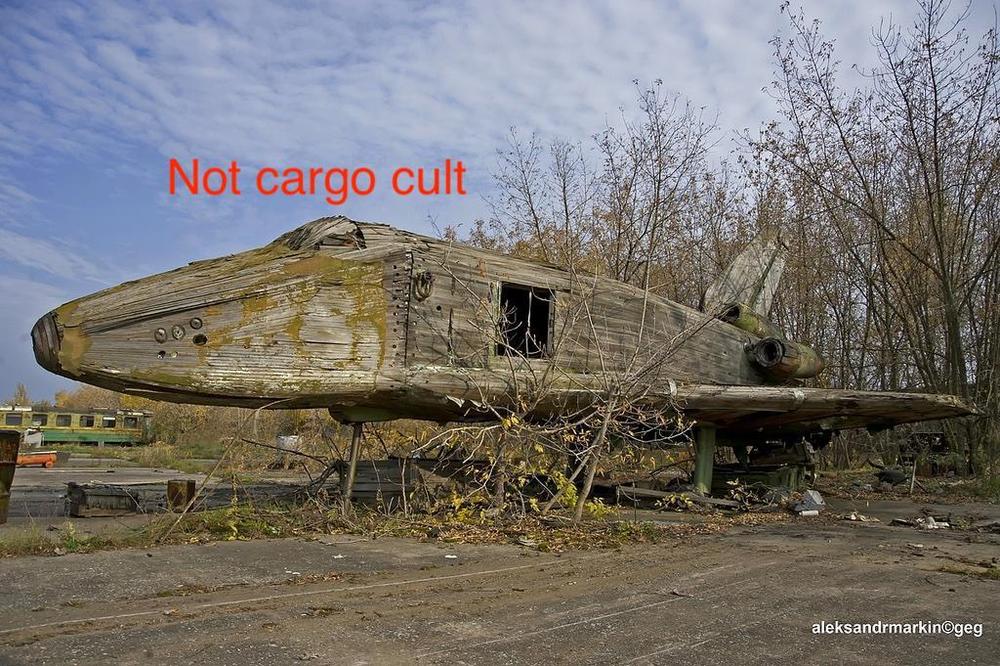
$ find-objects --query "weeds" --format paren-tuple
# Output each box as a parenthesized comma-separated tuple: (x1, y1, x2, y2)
(937, 565, 1000, 581)
(0, 497, 786, 558)
(0, 521, 146, 557)
(0, 526, 56, 557)
(974, 475, 1000, 502)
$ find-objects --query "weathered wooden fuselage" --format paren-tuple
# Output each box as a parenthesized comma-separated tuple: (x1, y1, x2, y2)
(32, 217, 775, 423)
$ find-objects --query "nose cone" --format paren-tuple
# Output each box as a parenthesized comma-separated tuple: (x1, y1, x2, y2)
(31, 312, 62, 374)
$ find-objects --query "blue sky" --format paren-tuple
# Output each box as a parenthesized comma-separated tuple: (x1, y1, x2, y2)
(1, 0, 995, 401)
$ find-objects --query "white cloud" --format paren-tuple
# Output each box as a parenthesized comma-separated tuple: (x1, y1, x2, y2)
(0, 275, 75, 401)
(0, 0, 955, 175)
(0, 227, 107, 282)
(4, 1, 994, 206)
(3, 0, 995, 232)
(0, 178, 36, 224)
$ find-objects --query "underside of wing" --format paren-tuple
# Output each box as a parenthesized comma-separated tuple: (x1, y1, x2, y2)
(671, 384, 976, 439)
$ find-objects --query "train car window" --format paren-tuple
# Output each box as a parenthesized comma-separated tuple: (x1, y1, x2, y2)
(497, 283, 553, 358)
(79, 415, 95, 427)
(32, 414, 48, 426)
(102, 416, 116, 428)
(4, 413, 22, 426)
(124, 416, 139, 429)
(56, 414, 72, 427)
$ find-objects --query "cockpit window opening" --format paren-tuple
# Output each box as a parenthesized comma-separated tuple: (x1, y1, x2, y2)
(496, 283, 553, 359)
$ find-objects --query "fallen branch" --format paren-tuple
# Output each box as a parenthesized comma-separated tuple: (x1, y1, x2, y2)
(617, 486, 740, 509)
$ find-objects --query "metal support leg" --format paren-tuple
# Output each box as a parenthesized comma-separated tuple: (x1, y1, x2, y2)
(693, 424, 716, 495)
(342, 422, 363, 511)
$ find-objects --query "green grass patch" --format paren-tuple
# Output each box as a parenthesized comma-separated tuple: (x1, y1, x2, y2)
(0, 522, 147, 557)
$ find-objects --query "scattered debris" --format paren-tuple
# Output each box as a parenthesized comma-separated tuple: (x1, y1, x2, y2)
(725, 479, 782, 510)
(876, 468, 909, 486)
(891, 516, 952, 530)
(617, 486, 740, 509)
(841, 511, 879, 522)
(918, 516, 950, 530)
(794, 489, 825, 514)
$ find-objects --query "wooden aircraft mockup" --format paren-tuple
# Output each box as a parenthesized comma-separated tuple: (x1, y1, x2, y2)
(32, 216, 975, 447)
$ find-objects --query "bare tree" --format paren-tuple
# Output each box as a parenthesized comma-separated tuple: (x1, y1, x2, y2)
(759, 0, 999, 471)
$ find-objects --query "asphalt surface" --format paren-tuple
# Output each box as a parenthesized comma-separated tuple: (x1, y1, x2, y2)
(0, 504, 997, 665)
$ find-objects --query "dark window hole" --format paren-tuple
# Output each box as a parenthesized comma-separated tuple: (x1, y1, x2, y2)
(497, 283, 553, 359)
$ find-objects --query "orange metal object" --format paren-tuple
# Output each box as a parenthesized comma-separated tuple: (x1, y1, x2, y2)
(17, 451, 58, 468)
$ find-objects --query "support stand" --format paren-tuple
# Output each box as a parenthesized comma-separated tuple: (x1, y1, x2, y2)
(693, 424, 717, 495)
(342, 422, 363, 511)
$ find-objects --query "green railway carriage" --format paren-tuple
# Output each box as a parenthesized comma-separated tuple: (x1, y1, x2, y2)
(0, 405, 151, 445)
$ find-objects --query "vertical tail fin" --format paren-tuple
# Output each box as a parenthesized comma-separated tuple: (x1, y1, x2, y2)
(702, 229, 787, 316)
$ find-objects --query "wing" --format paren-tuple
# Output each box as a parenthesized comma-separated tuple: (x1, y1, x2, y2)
(672, 384, 976, 438)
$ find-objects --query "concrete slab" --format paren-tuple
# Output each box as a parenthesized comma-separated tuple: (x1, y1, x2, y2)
(4, 467, 205, 522)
